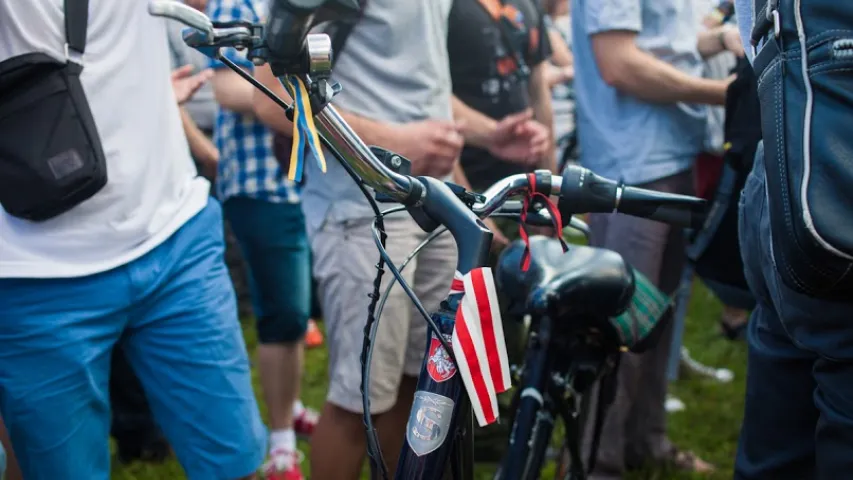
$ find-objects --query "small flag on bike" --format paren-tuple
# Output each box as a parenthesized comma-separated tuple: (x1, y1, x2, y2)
(450, 268, 511, 427)
(282, 75, 327, 182)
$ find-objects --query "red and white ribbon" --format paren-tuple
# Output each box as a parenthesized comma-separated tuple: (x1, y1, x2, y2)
(449, 268, 511, 427)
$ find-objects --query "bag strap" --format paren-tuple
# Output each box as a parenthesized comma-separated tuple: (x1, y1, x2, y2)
(330, 0, 367, 67)
(65, 0, 89, 55)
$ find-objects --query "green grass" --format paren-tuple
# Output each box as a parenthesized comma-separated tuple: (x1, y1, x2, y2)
(111, 280, 745, 479)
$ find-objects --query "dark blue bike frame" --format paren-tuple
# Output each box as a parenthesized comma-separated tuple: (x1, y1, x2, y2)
(392, 177, 493, 479)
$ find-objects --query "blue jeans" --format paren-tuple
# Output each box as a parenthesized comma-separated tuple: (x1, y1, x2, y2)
(735, 144, 853, 479)
(0, 199, 266, 480)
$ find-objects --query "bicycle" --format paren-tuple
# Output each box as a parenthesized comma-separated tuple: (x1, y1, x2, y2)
(149, 2, 707, 479)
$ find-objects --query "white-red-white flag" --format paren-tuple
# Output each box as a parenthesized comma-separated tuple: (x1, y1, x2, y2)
(449, 268, 511, 427)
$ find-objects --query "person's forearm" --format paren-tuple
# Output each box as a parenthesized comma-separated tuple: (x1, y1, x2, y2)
(529, 65, 557, 172)
(548, 28, 573, 67)
(211, 69, 255, 114)
(252, 64, 294, 135)
(452, 96, 496, 149)
(595, 38, 728, 105)
(696, 26, 728, 59)
(180, 108, 217, 162)
(336, 109, 400, 149)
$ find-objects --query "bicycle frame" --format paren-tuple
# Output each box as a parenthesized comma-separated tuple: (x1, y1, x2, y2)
(395, 295, 477, 479)
(497, 312, 604, 480)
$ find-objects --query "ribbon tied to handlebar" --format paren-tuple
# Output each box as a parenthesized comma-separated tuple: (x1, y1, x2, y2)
(449, 268, 511, 427)
(282, 75, 327, 182)
(519, 172, 569, 271)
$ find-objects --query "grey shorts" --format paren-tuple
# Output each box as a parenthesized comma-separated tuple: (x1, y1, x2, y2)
(310, 213, 457, 414)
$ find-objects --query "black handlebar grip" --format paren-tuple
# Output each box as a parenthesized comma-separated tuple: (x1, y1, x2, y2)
(265, 0, 326, 62)
(558, 165, 619, 216)
(618, 187, 707, 229)
(558, 165, 707, 229)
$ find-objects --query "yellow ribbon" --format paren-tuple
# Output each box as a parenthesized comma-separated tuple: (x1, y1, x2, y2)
(282, 75, 327, 182)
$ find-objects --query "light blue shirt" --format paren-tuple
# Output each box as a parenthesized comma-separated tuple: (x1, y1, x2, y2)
(736, 0, 756, 60)
(571, 0, 708, 185)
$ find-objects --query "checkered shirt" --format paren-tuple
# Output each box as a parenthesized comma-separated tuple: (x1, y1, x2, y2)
(208, 0, 299, 203)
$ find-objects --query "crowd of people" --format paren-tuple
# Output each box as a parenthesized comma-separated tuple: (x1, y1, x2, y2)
(1, 0, 851, 479)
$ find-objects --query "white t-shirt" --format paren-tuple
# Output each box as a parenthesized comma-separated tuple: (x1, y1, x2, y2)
(0, 0, 210, 279)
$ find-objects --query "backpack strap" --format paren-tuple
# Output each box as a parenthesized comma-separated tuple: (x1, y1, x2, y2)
(330, 0, 367, 66)
(65, 0, 89, 56)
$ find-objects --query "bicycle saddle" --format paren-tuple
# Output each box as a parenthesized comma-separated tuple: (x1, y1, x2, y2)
(495, 236, 635, 320)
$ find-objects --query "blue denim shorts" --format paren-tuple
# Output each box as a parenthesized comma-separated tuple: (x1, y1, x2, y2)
(0, 199, 266, 479)
(223, 196, 311, 344)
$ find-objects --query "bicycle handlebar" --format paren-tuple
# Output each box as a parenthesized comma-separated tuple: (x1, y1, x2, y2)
(474, 167, 705, 230)
(559, 165, 706, 229)
(149, 1, 213, 36)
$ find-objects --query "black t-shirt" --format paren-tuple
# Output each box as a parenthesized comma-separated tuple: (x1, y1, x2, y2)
(448, 0, 552, 191)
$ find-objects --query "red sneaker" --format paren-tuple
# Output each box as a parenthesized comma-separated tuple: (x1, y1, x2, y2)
(293, 405, 319, 438)
(262, 449, 304, 480)
(304, 319, 324, 348)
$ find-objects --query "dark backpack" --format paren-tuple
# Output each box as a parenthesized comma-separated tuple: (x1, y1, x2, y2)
(752, 0, 853, 299)
(687, 58, 761, 310)
(723, 58, 761, 173)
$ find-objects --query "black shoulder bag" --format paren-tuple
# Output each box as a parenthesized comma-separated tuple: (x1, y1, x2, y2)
(0, 0, 107, 221)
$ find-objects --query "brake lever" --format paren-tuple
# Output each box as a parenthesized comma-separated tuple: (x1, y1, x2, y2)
(148, 1, 213, 40)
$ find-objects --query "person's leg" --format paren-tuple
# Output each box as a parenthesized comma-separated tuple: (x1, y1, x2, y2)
(733, 302, 818, 479)
(308, 214, 421, 480)
(581, 212, 632, 479)
(0, 271, 129, 479)
(733, 143, 818, 478)
(224, 197, 312, 468)
(628, 171, 707, 468)
(584, 170, 709, 477)
(109, 342, 169, 464)
(122, 199, 266, 480)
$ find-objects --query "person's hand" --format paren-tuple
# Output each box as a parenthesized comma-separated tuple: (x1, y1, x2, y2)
(545, 63, 574, 89)
(171, 65, 213, 105)
(720, 26, 744, 57)
(487, 109, 550, 166)
(389, 120, 464, 177)
(484, 218, 511, 251)
(184, 0, 208, 11)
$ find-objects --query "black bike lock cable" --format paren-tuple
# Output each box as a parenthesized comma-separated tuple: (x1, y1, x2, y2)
(248, 68, 393, 478)
(365, 226, 449, 391)
(328, 150, 391, 480)
(370, 221, 456, 363)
